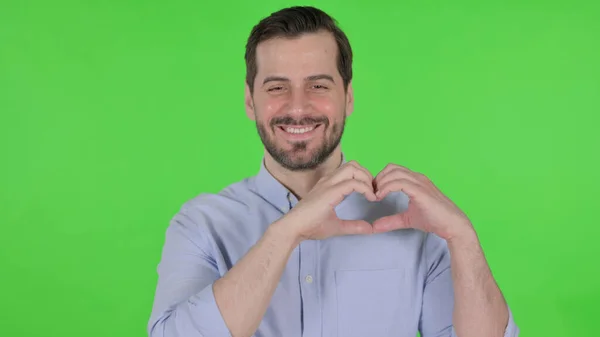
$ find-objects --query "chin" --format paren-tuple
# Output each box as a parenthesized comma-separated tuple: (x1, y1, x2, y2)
(272, 146, 331, 171)
(259, 124, 340, 171)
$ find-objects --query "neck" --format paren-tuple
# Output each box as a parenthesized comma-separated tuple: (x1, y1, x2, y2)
(263, 148, 343, 199)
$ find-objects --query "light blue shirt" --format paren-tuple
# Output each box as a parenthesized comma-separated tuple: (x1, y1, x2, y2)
(148, 158, 519, 337)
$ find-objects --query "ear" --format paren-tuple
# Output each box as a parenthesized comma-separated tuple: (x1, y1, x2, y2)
(345, 81, 354, 117)
(245, 82, 255, 121)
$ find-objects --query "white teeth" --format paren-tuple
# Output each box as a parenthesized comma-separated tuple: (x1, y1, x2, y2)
(285, 126, 315, 134)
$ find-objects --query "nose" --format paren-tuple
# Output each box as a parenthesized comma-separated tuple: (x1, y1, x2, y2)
(288, 89, 309, 116)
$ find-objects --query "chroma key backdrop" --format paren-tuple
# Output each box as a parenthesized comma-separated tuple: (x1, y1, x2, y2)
(1, 1, 598, 336)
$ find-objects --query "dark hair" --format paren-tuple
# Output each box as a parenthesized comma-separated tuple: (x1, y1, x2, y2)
(244, 6, 353, 94)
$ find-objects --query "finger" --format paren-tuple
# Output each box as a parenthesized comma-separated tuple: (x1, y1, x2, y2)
(372, 213, 410, 233)
(376, 178, 423, 200)
(375, 168, 422, 194)
(378, 164, 434, 189)
(375, 163, 411, 179)
(329, 161, 373, 187)
(338, 219, 373, 236)
(374, 164, 415, 186)
(329, 179, 378, 205)
(345, 160, 374, 181)
(341, 160, 373, 184)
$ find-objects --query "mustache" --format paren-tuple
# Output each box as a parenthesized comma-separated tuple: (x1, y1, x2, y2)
(270, 116, 329, 127)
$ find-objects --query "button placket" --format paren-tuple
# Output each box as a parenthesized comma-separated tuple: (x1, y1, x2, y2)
(288, 191, 320, 335)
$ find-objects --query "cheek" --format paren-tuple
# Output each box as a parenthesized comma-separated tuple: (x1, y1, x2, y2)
(256, 97, 285, 119)
(313, 96, 343, 118)
(265, 101, 282, 115)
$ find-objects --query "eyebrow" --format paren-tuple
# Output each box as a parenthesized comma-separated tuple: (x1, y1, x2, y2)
(262, 74, 336, 85)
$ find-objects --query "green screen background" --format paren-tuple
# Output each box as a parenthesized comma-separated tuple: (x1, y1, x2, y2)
(1, 0, 598, 336)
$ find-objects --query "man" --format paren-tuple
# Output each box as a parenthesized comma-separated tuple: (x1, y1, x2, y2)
(148, 6, 519, 337)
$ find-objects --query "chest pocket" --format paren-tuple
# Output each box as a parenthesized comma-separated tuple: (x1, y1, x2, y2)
(335, 268, 415, 337)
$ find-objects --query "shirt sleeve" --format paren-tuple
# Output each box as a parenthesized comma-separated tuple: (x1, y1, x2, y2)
(418, 234, 520, 337)
(147, 205, 232, 337)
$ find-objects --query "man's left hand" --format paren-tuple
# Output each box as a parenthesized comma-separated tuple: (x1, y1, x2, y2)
(372, 163, 474, 241)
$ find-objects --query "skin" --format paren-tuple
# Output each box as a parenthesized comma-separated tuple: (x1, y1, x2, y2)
(372, 164, 510, 337)
(244, 31, 352, 198)
(212, 30, 510, 337)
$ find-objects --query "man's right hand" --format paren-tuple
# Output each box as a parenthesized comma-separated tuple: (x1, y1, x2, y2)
(282, 160, 377, 241)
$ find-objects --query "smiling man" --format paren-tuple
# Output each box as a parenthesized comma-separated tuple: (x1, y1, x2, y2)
(148, 6, 519, 337)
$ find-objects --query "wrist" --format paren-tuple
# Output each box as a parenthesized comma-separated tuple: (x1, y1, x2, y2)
(446, 225, 479, 251)
(267, 217, 304, 249)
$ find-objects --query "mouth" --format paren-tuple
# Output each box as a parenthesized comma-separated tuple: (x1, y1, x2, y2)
(275, 124, 323, 141)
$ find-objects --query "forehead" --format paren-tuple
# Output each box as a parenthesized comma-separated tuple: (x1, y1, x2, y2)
(255, 31, 339, 80)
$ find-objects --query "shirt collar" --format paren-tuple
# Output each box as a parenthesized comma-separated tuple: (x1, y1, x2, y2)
(253, 153, 347, 214)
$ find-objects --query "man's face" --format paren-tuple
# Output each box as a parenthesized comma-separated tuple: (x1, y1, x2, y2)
(245, 31, 354, 171)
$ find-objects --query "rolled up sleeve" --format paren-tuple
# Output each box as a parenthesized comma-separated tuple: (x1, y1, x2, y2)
(498, 308, 519, 337)
(448, 307, 519, 337)
(419, 234, 520, 337)
(147, 206, 231, 337)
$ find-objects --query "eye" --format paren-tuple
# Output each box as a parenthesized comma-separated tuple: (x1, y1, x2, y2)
(312, 84, 328, 90)
(268, 86, 284, 92)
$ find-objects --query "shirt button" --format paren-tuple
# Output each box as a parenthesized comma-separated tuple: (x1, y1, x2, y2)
(305, 275, 313, 283)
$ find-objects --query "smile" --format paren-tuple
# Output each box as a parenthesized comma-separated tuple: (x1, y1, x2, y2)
(276, 124, 322, 140)
(281, 125, 319, 134)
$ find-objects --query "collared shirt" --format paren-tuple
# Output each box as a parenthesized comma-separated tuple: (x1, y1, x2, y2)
(148, 158, 519, 337)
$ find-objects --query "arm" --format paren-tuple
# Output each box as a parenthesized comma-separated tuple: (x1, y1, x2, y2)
(213, 220, 300, 337)
(447, 230, 516, 337)
(147, 207, 300, 337)
(418, 233, 519, 337)
(149, 162, 376, 337)
(147, 208, 229, 337)
(370, 163, 519, 336)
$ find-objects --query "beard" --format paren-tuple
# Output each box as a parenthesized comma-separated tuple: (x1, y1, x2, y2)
(255, 112, 346, 171)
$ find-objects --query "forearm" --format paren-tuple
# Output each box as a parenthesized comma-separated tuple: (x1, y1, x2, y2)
(447, 230, 509, 337)
(213, 219, 301, 337)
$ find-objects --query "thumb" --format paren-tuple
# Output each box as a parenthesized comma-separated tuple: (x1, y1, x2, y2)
(338, 219, 373, 236)
(372, 213, 410, 233)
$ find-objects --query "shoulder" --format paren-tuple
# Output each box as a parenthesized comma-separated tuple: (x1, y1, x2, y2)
(164, 176, 272, 268)
(176, 177, 259, 226)
(168, 174, 276, 243)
